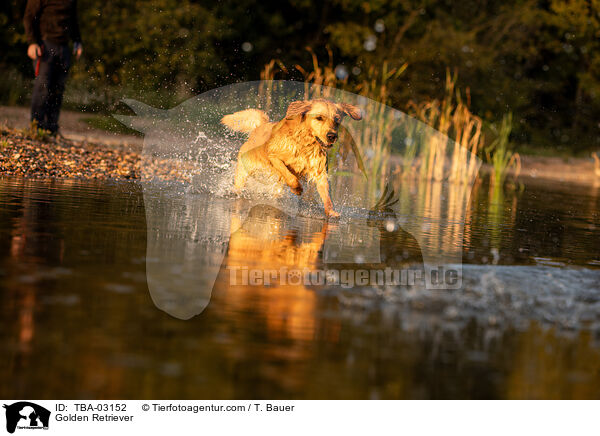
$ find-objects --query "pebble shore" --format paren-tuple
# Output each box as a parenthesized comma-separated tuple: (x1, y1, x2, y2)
(1, 126, 140, 179)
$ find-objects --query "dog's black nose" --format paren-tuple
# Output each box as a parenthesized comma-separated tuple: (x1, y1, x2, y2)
(326, 132, 338, 142)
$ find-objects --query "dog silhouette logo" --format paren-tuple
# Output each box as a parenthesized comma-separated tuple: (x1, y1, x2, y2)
(3, 402, 50, 433)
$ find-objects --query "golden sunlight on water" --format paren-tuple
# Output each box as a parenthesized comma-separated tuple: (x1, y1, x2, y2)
(223, 205, 326, 343)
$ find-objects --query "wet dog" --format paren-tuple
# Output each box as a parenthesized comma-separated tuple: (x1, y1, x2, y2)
(221, 99, 363, 218)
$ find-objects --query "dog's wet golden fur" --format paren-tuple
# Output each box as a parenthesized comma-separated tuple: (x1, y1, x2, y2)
(221, 99, 362, 218)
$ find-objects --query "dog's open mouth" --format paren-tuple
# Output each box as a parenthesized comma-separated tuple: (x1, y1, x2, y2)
(316, 136, 334, 149)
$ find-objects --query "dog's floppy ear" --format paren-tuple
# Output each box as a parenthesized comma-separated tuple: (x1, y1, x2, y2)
(338, 103, 363, 120)
(285, 101, 312, 119)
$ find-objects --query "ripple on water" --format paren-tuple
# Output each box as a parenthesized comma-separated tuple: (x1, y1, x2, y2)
(334, 265, 600, 335)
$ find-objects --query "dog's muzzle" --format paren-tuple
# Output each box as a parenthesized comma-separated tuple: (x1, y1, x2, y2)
(316, 136, 333, 149)
(317, 133, 337, 149)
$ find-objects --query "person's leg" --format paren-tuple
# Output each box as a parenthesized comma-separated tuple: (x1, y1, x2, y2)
(46, 43, 71, 134)
(30, 42, 52, 130)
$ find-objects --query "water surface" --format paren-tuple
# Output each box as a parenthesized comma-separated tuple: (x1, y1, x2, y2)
(1, 177, 599, 399)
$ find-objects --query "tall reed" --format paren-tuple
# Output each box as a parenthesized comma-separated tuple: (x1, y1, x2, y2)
(485, 112, 521, 187)
(258, 59, 287, 112)
(405, 70, 482, 186)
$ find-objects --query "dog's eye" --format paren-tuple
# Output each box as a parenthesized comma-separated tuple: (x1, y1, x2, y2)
(316, 116, 325, 121)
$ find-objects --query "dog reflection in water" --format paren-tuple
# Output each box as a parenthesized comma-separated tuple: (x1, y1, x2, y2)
(215, 186, 422, 343)
(223, 204, 334, 342)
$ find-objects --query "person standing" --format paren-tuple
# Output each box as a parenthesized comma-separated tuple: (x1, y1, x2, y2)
(24, 0, 83, 135)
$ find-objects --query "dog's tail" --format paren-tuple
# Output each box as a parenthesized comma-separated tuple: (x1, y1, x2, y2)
(221, 109, 269, 134)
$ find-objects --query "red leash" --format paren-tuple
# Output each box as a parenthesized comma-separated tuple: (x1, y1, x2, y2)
(35, 57, 41, 77)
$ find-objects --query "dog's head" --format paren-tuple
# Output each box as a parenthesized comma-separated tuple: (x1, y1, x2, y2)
(285, 99, 363, 149)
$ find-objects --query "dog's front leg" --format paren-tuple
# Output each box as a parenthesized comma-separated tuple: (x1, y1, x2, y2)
(268, 156, 303, 195)
(316, 176, 340, 218)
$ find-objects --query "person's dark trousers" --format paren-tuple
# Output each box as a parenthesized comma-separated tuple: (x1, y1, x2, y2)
(31, 40, 71, 134)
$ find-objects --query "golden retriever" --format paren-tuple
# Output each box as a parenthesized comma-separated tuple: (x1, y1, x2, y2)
(221, 99, 363, 218)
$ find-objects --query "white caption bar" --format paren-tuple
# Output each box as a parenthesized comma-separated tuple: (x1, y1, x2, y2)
(1, 400, 597, 436)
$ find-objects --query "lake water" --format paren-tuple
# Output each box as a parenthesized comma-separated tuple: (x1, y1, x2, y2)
(1, 176, 599, 399)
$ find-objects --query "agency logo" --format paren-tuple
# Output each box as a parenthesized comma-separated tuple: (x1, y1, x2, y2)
(3, 402, 50, 434)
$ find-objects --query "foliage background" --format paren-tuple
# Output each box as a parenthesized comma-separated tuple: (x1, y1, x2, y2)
(1, 0, 599, 153)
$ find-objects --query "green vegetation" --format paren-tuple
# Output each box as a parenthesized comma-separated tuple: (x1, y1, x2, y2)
(486, 113, 520, 188)
(20, 120, 51, 141)
(1, 0, 599, 154)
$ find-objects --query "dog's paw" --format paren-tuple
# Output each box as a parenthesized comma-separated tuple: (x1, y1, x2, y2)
(291, 184, 303, 196)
